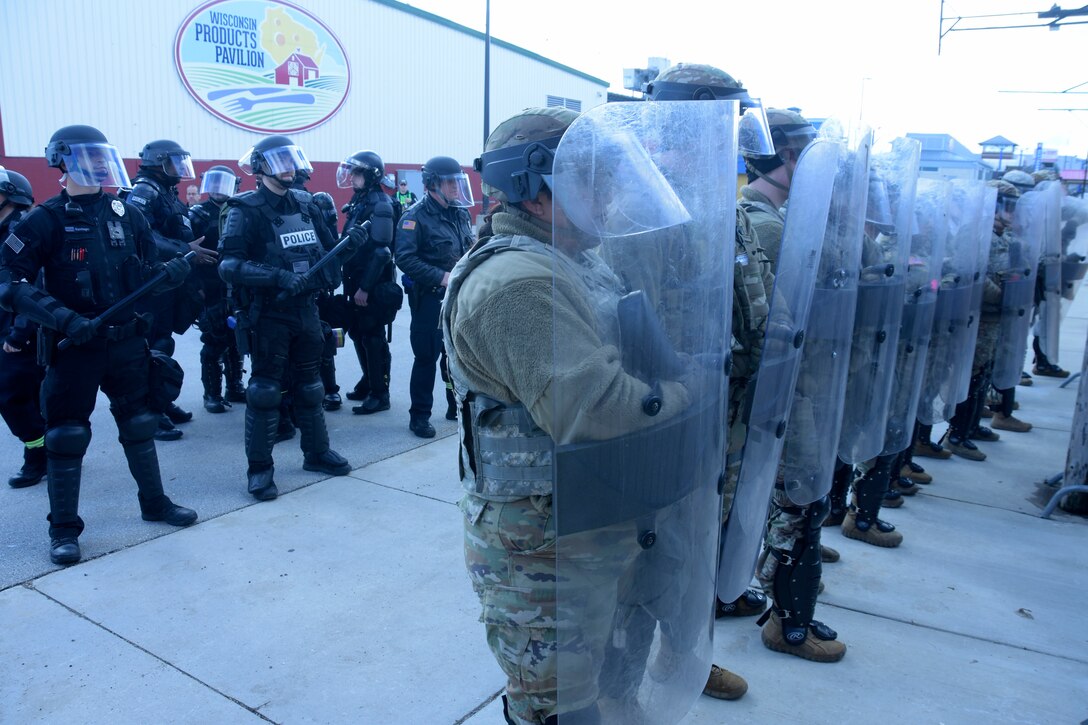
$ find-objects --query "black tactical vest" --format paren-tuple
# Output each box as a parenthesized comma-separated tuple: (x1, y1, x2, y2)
(42, 194, 143, 314)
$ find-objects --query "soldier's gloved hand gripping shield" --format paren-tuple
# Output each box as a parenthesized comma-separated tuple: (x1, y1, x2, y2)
(1037, 180, 1064, 364)
(917, 180, 983, 425)
(992, 188, 1045, 389)
(549, 100, 735, 723)
(780, 120, 872, 506)
(715, 137, 838, 603)
(881, 177, 949, 455)
(837, 138, 920, 463)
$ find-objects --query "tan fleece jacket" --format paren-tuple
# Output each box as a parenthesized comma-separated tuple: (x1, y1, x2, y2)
(444, 213, 691, 445)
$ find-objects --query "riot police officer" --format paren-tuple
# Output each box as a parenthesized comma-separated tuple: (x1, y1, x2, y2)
(0, 125, 197, 564)
(396, 155, 475, 438)
(127, 138, 210, 440)
(336, 150, 401, 415)
(188, 165, 245, 413)
(0, 168, 46, 488)
(218, 135, 352, 501)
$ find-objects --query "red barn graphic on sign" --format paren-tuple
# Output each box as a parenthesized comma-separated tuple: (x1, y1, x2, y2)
(275, 53, 318, 87)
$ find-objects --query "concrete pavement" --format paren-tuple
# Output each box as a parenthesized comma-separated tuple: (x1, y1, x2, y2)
(2, 295, 1087, 724)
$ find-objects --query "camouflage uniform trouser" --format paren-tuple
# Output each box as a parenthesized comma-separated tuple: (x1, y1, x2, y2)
(972, 319, 1001, 375)
(756, 485, 810, 592)
(460, 493, 631, 725)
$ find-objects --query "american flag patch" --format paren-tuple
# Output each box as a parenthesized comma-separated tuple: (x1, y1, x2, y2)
(401, 219, 417, 230)
(4, 233, 24, 254)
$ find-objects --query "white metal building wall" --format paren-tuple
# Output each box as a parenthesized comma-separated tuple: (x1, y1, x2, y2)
(0, 0, 607, 164)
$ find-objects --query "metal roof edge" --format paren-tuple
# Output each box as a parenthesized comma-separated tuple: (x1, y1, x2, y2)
(371, 0, 610, 87)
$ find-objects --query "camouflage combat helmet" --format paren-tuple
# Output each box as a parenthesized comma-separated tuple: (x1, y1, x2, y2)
(475, 107, 578, 204)
(761, 108, 818, 158)
(1032, 169, 1058, 184)
(643, 63, 748, 102)
(1001, 169, 1035, 192)
(987, 178, 1020, 199)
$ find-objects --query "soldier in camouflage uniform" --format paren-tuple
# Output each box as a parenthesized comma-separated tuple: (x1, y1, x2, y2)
(942, 180, 1020, 460)
(740, 109, 847, 663)
(445, 107, 716, 724)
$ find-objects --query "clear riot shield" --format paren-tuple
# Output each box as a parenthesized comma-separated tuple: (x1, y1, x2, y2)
(715, 138, 840, 603)
(882, 178, 948, 454)
(1036, 180, 1064, 363)
(549, 100, 734, 723)
(1060, 196, 1088, 310)
(917, 180, 982, 425)
(837, 137, 919, 463)
(993, 188, 1045, 390)
(781, 120, 871, 506)
(952, 185, 998, 405)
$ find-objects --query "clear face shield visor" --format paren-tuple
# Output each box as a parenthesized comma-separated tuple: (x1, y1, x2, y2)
(435, 172, 475, 208)
(62, 143, 131, 188)
(553, 130, 691, 238)
(336, 160, 369, 189)
(997, 195, 1017, 227)
(866, 178, 896, 235)
(163, 153, 196, 180)
(239, 144, 313, 176)
(200, 169, 239, 197)
(737, 101, 774, 157)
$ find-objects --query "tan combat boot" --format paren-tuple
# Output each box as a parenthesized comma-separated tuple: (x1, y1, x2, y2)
(991, 412, 1032, 432)
(842, 510, 903, 548)
(702, 664, 748, 700)
(760, 611, 846, 663)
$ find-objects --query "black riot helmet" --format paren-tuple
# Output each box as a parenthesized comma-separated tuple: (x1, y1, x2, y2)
(292, 168, 312, 190)
(238, 135, 313, 177)
(421, 156, 474, 207)
(0, 168, 34, 207)
(138, 139, 195, 182)
(337, 150, 385, 189)
(200, 165, 241, 199)
(45, 124, 131, 188)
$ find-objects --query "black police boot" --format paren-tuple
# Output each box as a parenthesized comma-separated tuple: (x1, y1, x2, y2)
(322, 392, 342, 411)
(165, 403, 193, 425)
(247, 464, 278, 501)
(124, 439, 198, 526)
(154, 414, 183, 442)
(223, 350, 247, 403)
(9, 445, 47, 488)
(204, 394, 230, 414)
(303, 449, 352, 476)
(47, 454, 85, 565)
(352, 394, 390, 415)
(409, 417, 436, 439)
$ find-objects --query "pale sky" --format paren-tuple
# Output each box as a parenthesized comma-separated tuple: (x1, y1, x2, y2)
(406, 0, 1088, 162)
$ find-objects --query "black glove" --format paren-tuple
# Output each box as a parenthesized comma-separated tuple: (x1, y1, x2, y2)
(161, 256, 191, 285)
(346, 225, 369, 251)
(60, 311, 95, 346)
(276, 270, 307, 296)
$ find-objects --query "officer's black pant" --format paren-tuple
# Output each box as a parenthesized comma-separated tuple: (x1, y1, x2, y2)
(0, 347, 45, 444)
(349, 313, 391, 399)
(41, 334, 154, 537)
(246, 303, 327, 468)
(199, 302, 239, 397)
(408, 288, 445, 419)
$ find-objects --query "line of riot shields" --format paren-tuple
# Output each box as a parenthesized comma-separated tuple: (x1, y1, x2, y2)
(534, 99, 1069, 723)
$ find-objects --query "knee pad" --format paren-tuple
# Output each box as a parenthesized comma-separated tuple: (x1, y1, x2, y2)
(246, 377, 281, 411)
(45, 424, 91, 458)
(116, 410, 159, 443)
(293, 379, 324, 408)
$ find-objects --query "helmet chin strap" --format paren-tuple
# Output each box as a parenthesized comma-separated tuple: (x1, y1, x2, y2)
(749, 164, 791, 194)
